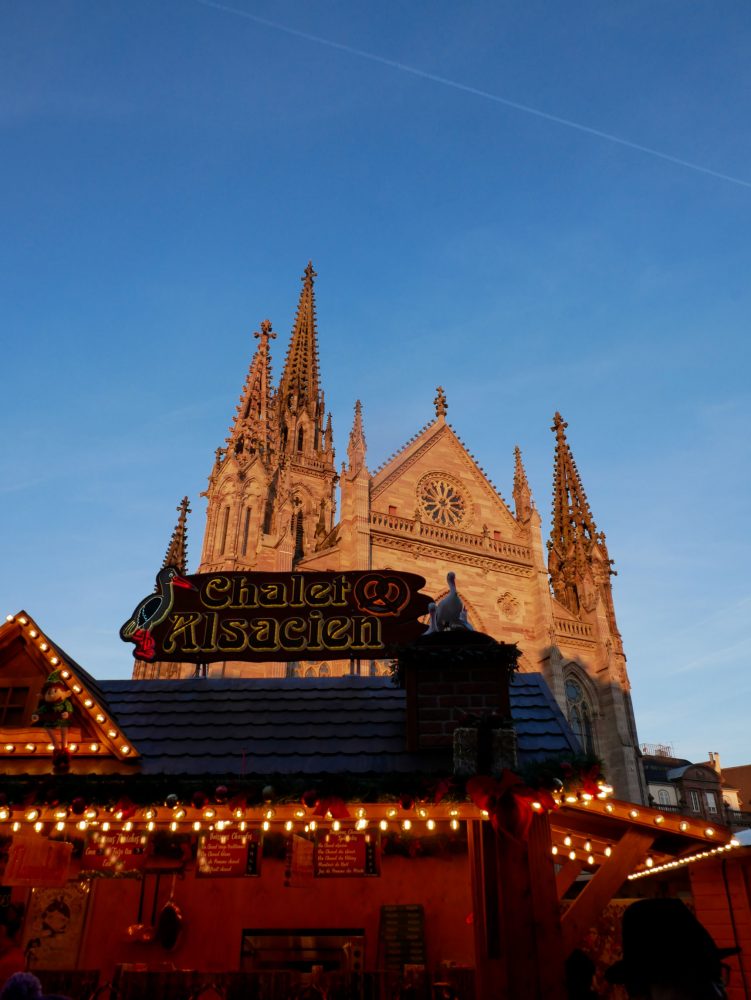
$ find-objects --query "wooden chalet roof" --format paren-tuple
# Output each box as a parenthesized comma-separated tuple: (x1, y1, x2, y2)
(97, 673, 580, 777)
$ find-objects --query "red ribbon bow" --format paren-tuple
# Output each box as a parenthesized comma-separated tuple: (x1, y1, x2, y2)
(312, 796, 351, 820)
(466, 772, 557, 841)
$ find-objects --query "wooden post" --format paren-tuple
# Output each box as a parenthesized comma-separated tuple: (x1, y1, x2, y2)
(467, 815, 565, 1000)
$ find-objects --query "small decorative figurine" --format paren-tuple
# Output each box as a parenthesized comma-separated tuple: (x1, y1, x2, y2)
(434, 572, 473, 631)
(31, 671, 74, 748)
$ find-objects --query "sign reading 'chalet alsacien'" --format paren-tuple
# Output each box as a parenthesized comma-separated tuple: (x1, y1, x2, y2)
(120, 568, 431, 663)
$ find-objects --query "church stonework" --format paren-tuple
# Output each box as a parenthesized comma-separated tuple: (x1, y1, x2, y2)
(134, 264, 645, 803)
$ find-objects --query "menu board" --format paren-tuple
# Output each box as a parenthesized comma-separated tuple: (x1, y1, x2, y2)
(4, 837, 72, 887)
(379, 905, 426, 970)
(314, 831, 380, 878)
(82, 831, 149, 872)
(197, 830, 261, 877)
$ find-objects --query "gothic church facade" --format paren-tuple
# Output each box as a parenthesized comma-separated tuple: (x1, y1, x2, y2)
(134, 264, 644, 802)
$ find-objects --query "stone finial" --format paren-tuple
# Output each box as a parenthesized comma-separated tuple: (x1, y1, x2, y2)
(434, 386, 448, 419)
(254, 318, 277, 347)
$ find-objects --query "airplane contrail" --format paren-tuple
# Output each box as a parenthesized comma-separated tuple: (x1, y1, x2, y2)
(191, 0, 751, 190)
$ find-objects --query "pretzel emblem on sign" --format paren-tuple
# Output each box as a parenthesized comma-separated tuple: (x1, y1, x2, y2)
(353, 573, 411, 617)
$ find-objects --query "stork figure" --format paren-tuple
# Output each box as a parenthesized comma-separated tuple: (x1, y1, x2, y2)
(423, 602, 438, 635)
(120, 566, 197, 660)
(434, 571, 473, 631)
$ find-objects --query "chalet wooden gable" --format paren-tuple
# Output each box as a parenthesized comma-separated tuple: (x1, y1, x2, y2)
(0, 611, 138, 770)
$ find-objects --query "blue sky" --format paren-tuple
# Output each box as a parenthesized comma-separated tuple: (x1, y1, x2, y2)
(1, 1, 749, 766)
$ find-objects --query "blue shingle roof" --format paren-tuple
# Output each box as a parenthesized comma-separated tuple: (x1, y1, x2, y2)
(98, 672, 580, 777)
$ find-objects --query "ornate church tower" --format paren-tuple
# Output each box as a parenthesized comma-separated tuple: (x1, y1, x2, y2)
(545, 413, 644, 802)
(198, 264, 336, 575)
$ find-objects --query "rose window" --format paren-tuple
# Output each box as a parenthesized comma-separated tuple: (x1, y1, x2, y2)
(418, 477, 467, 527)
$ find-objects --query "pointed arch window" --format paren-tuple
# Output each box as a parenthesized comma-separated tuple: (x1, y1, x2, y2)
(564, 677, 595, 754)
(241, 507, 252, 556)
(297, 427, 304, 452)
(293, 510, 305, 561)
(218, 507, 230, 556)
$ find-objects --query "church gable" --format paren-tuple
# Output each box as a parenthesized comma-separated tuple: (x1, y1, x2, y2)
(371, 421, 518, 537)
(0, 613, 138, 769)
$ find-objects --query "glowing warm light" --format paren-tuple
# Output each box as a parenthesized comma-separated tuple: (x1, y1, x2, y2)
(705, 827, 715, 837)
(193, 821, 201, 832)
(4, 745, 14, 753)
(239, 821, 247, 832)
(309, 820, 317, 832)
(68, 744, 78, 753)
(568, 850, 576, 860)
(645, 857, 654, 868)
(418, 808, 428, 819)
(387, 807, 398, 818)
(12, 822, 20, 833)
(90, 743, 99, 752)
(531, 801, 542, 811)
(294, 809, 305, 819)
(170, 821, 178, 832)
(72, 684, 82, 693)
(84, 699, 94, 708)
(262, 820, 270, 832)
(356, 818, 368, 831)
(24, 743, 35, 752)
(654, 815, 665, 824)
(551, 846, 558, 856)
(0, 808, 9, 821)
(629, 809, 639, 819)
(204, 808, 216, 819)
(604, 845, 612, 857)
(55, 821, 65, 832)
(102, 822, 110, 832)
(379, 820, 388, 831)
(51, 657, 60, 666)
(40, 643, 48, 651)
(107, 729, 118, 739)
(147, 821, 155, 832)
(29, 630, 38, 638)
(426, 819, 436, 831)
(95, 714, 105, 723)
(123, 821, 133, 832)
(563, 836, 572, 847)
(18, 617, 28, 625)
(587, 855, 595, 865)
(175, 809, 186, 820)
(584, 841, 592, 852)
(605, 803, 614, 813)
(265, 809, 275, 820)
(5, 615, 13, 622)
(26, 809, 40, 822)
(34, 821, 43, 833)
(120, 745, 131, 755)
(77, 821, 88, 831)
(679, 821, 689, 832)
(284, 820, 293, 832)
(332, 820, 341, 832)
(402, 819, 412, 831)
(450, 819, 459, 831)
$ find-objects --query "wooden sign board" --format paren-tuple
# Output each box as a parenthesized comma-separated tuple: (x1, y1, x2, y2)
(379, 905, 426, 971)
(314, 831, 380, 877)
(4, 837, 72, 887)
(82, 832, 149, 872)
(120, 569, 432, 663)
(197, 830, 261, 877)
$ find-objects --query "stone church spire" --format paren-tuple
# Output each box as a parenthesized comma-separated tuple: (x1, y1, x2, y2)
(547, 412, 617, 630)
(278, 262, 320, 414)
(347, 400, 367, 474)
(227, 319, 276, 462)
(162, 496, 190, 573)
(513, 446, 533, 524)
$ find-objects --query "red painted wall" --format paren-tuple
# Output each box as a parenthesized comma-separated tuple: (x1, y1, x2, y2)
(691, 854, 751, 1000)
(78, 854, 474, 982)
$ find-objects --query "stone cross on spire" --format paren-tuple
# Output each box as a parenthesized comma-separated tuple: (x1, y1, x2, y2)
(434, 386, 448, 419)
(255, 318, 277, 348)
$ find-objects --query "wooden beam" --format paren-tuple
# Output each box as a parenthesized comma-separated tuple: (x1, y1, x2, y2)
(555, 858, 584, 898)
(561, 828, 653, 955)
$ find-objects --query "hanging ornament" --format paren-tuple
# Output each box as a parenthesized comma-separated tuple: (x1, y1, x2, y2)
(302, 789, 319, 809)
(399, 795, 415, 811)
(262, 785, 275, 803)
(191, 790, 207, 810)
(214, 785, 228, 804)
(71, 797, 87, 816)
(165, 794, 179, 809)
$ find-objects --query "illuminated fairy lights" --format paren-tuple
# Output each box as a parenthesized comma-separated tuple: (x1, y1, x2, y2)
(1, 613, 135, 759)
(629, 839, 741, 879)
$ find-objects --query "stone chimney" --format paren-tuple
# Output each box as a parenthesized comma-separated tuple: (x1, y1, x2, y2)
(708, 751, 721, 773)
(396, 631, 519, 775)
